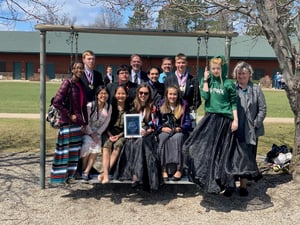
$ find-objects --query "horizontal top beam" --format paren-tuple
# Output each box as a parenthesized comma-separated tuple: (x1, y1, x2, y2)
(35, 24, 238, 38)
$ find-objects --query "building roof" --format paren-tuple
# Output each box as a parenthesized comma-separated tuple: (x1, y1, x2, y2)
(0, 30, 283, 59)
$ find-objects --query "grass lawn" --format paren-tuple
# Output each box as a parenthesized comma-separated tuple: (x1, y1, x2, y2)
(0, 81, 295, 154)
(0, 81, 59, 113)
(0, 81, 295, 117)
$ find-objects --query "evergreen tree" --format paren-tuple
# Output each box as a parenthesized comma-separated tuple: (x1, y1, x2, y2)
(126, 3, 152, 29)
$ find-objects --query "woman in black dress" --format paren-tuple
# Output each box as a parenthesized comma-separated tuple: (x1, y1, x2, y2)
(157, 85, 192, 181)
(114, 84, 160, 191)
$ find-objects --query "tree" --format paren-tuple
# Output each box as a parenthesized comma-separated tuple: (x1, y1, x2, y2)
(0, 0, 68, 29)
(156, 1, 209, 32)
(91, 7, 123, 28)
(126, 2, 153, 29)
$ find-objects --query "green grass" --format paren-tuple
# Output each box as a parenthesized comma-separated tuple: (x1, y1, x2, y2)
(0, 81, 295, 154)
(197, 88, 293, 118)
(259, 123, 294, 156)
(0, 118, 57, 153)
(0, 81, 294, 117)
(262, 89, 294, 118)
(0, 81, 60, 113)
(0, 118, 294, 156)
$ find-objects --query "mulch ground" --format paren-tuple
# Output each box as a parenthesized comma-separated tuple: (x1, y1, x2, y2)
(1, 152, 300, 225)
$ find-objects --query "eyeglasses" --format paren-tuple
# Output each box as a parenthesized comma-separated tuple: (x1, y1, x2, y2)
(139, 91, 149, 96)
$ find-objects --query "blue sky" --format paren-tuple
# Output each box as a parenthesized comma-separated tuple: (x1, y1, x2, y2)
(0, 1, 129, 31)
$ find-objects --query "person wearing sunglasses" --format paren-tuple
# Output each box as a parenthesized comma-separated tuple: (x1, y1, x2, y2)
(114, 84, 160, 191)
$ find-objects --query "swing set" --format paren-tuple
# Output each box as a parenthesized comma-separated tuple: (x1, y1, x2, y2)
(35, 24, 238, 189)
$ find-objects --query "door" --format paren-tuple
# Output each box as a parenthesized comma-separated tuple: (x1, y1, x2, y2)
(25, 62, 34, 80)
(13, 62, 22, 80)
(46, 63, 55, 80)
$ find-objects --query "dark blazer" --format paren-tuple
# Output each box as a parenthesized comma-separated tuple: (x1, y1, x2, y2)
(131, 70, 149, 84)
(81, 70, 104, 102)
(140, 71, 149, 83)
(103, 74, 114, 86)
(147, 80, 165, 107)
(107, 81, 138, 103)
(157, 99, 192, 134)
(164, 73, 201, 110)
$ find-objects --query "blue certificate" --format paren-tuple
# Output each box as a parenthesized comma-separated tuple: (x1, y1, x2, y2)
(124, 114, 142, 138)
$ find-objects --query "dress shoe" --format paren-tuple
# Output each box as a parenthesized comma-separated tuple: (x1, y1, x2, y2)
(172, 171, 182, 181)
(223, 188, 234, 197)
(131, 180, 139, 188)
(171, 176, 181, 181)
(81, 173, 91, 181)
(163, 176, 169, 182)
(239, 188, 249, 197)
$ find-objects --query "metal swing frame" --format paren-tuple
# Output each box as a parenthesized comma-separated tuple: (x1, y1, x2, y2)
(35, 24, 238, 189)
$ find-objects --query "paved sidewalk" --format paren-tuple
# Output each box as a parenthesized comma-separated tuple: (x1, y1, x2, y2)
(0, 113, 294, 123)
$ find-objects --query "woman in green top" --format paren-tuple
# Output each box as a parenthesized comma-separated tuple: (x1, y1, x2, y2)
(183, 56, 238, 196)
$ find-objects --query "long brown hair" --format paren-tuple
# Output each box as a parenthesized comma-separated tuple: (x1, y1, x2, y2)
(160, 85, 183, 119)
(133, 84, 152, 122)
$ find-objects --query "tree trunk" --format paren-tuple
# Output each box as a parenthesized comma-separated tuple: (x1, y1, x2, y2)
(293, 116, 300, 182)
(286, 77, 300, 181)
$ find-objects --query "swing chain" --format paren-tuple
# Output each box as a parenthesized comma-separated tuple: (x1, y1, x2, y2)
(75, 32, 79, 61)
(205, 30, 209, 68)
(67, 30, 79, 71)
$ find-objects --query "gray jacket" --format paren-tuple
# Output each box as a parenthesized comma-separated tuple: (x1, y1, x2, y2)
(236, 82, 267, 145)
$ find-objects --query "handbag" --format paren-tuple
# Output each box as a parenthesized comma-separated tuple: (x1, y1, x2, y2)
(46, 80, 72, 128)
(162, 113, 176, 129)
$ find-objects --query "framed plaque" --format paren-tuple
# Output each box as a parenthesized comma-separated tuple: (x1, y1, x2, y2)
(124, 114, 142, 138)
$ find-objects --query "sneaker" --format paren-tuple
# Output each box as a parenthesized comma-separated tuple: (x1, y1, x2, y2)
(239, 188, 249, 197)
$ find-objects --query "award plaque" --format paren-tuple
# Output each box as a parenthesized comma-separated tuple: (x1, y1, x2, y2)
(124, 114, 142, 138)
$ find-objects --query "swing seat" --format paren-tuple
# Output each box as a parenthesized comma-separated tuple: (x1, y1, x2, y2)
(75, 174, 194, 185)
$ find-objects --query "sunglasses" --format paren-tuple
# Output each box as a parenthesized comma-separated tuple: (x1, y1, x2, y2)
(139, 91, 149, 96)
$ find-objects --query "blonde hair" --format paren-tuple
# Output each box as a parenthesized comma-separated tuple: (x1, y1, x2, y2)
(232, 61, 253, 79)
(82, 50, 95, 59)
(210, 57, 222, 67)
(175, 53, 187, 62)
(209, 57, 224, 86)
(160, 86, 183, 119)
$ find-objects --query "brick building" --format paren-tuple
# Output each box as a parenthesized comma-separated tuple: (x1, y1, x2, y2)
(0, 30, 281, 81)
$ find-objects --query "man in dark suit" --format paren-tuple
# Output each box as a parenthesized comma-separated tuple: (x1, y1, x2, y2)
(103, 65, 114, 86)
(81, 50, 104, 102)
(130, 54, 148, 84)
(107, 64, 137, 103)
(164, 53, 201, 111)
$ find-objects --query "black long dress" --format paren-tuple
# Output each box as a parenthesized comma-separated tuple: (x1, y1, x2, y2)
(182, 113, 236, 194)
(113, 110, 160, 191)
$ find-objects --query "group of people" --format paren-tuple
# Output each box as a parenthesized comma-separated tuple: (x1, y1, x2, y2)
(50, 50, 267, 197)
(273, 71, 285, 89)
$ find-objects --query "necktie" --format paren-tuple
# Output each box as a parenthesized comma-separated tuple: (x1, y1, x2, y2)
(134, 74, 138, 84)
(87, 72, 91, 83)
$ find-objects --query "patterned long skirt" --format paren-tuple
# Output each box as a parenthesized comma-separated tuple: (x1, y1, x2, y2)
(50, 125, 82, 183)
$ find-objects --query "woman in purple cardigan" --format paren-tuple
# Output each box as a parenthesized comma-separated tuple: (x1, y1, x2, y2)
(50, 61, 88, 184)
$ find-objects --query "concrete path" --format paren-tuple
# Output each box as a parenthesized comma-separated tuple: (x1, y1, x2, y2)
(0, 113, 294, 123)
